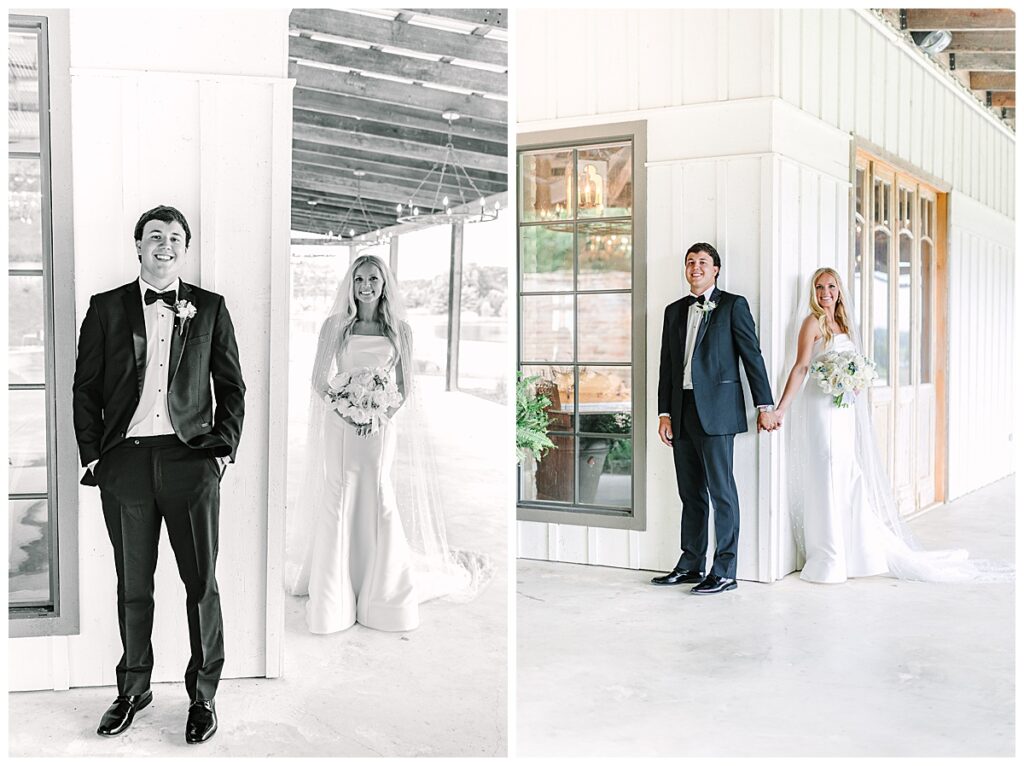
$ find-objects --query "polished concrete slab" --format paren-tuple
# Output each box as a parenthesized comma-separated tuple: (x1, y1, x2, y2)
(517, 476, 1015, 757)
(8, 388, 508, 757)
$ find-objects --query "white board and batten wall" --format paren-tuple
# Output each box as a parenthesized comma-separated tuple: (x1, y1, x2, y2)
(9, 9, 293, 691)
(516, 8, 1014, 580)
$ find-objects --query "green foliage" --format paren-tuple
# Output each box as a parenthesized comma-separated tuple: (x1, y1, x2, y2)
(516, 373, 555, 464)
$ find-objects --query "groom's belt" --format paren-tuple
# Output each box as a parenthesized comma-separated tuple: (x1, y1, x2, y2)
(122, 434, 182, 448)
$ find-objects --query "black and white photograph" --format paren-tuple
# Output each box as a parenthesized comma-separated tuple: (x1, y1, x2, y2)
(514, 7, 1015, 758)
(8, 7, 509, 757)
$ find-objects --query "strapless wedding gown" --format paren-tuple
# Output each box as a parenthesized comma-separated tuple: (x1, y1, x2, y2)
(797, 333, 893, 583)
(305, 335, 419, 632)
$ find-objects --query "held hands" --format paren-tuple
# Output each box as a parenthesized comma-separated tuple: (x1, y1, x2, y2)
(757, 409, 783, 433)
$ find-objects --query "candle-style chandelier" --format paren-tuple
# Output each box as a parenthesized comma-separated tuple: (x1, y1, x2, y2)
(395, 110, 501, 225)
(332, 170, 391, 248)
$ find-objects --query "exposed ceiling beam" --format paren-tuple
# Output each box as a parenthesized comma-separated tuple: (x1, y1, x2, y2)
(294, 161, 496, 205)
(292, 192, 402, 217)
(950, 52, 1015, 71)
(289, 9, 507, 67)
(293, 87, 508, 144)
(407, 8, 507, 30)
(293, 122, 508, 174)
(292, 63, 507, 124)
(289, 36, 506, 96)
(969, 71, 1015, 90)
(293, 107, 505, 158)
(904, 9, 1015, 31)
(946, 31, 1015, 52)
(292, 139, 507, 186)
(987, 91, 1016, 107)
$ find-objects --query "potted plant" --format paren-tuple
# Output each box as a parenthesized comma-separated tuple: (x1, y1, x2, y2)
(516, 373, 555, 464)
(578, 412, 630, 504)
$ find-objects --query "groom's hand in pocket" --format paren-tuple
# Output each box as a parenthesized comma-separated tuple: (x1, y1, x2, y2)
(657, 415, 673, 447)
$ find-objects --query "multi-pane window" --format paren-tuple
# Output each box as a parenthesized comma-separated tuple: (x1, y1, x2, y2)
(871, 173, 892, 384)
(9, 13, 77, 635)
(517, 137, 639, 520)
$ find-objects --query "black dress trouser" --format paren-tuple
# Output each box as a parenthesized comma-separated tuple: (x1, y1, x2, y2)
(671, 390, 741, 579)
(96, 434, 224, 701)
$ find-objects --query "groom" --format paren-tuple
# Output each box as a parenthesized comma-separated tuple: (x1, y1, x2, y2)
(73, 205, 245, 742)
(653, 242, 775, 595)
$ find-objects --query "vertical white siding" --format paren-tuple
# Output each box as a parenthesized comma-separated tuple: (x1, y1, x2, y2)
(9, 10, 291, 691)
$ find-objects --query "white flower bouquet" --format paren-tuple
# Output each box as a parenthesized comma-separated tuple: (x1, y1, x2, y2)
(326, 366, 403, 437)
(809, 349, 877, 408)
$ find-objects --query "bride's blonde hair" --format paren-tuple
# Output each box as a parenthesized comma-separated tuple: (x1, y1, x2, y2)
(808, 267, 851, 347)
(335, 254, 412, 368)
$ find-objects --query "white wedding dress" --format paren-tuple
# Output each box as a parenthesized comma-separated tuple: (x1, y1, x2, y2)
(790, 333, 1008, 584)
(305, 335, 419, 633)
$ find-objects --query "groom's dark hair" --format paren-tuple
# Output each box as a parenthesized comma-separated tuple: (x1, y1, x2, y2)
(685, 242, 721, 278)
(134, 205, 192, 251)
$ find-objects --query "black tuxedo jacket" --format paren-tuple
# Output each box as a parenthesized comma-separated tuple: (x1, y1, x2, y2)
(657, 287, 773, 435)
(73, 280, 245, 484)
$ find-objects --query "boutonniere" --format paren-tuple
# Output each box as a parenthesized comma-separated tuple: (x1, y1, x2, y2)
(173, 299, 197, 336)
(695, 299, 717, 317)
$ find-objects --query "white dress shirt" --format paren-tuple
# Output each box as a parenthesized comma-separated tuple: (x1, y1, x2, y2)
(126, 276, 179, 437)
(659, 286, 715, 418)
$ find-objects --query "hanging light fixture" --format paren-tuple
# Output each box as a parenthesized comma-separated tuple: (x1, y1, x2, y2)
(337, 169, 391, 248)
(396, 110, 501, 225)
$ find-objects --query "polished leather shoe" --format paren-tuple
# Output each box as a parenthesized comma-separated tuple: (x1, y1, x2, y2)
(691, 574, 738, 595)
(185, 699, 218, 744)
(651, 568, 704, 585)
(96, 690, 153, 736)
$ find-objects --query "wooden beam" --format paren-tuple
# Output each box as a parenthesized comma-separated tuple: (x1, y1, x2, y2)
(291, 211, 395, 234)
(289, 9, 507, 67)
(389, 236, 400, 277)
(988, 91, 1016, 107)
(293, 107, 506, 158)
(969, 71, 1015, 89)
(445, 221, 465, 391)
(905, 9, 1015, 31)
(409, 8, 507, 30)
(292, 63, 506, 124)
(289, 36, 506, 96)
(292, 122, 508, 174)
(293, 87, 508, 144)
(951, 52, 1014, 70)
(947, 31, 1015, 52)
(292, 149, 507, 194)
(293, 190, 408, 215)
(292, 138, 507, 186)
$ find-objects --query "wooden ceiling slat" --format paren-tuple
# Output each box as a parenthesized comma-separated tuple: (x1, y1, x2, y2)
(292, 149, 507, 194)
(292, 139, 507, 186)
(293, 122, 508, 174)
(947, 31, 1015, 52)
(969, 71, 1015, 90)
(290, 36, 506, 96)
(293, 108, 505, 158)
(905, 9, 1015, 31)
(295, 164, 496, 207)
(988, 91, 1016, 107)
(289, 9, 508, 67)
(408, 9, 507, 30)
(952, 52, 1015, 71)
(292, 192, 402, 216)
(293, 87, 508, 144)
(293, 63, 507, 124)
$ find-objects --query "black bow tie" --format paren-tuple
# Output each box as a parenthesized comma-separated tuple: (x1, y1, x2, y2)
(687, 294, 706, 306)
(144, 288, 176, 307)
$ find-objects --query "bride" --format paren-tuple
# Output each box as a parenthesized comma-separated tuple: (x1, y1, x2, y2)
(771, 267, 1006, 584)
(287, 254, 489, 633)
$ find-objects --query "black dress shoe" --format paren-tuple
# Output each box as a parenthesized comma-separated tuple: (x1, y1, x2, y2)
(185, 699, 218, 744)
(691, 574, 738, 595)
(96, 690, 153, 736)
(651, 568, 705, 585)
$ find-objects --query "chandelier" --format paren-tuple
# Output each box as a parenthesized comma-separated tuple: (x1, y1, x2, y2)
(329, 170, 391, 248)
(395, 110, 501, 225)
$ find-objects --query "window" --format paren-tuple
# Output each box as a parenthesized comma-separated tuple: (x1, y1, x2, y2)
(516, 122, 646, 530)
(9, 12, 78, 637)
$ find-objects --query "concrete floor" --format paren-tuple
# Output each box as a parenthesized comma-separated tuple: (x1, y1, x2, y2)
(8, 388, 508, 757)
(517, 476, 1015, 757)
